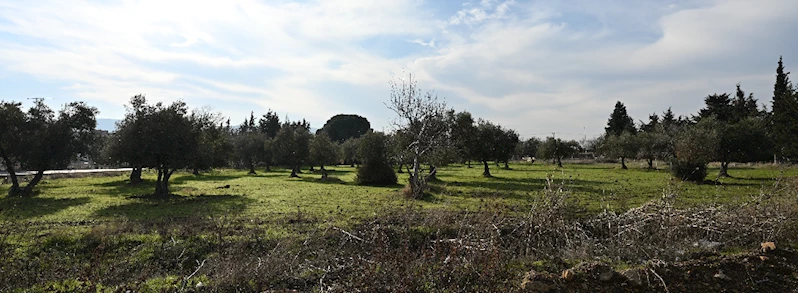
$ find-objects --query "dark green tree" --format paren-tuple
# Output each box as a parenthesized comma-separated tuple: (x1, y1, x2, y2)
(189, 108, 229, 175)
(472, 120, 503, 177)
(234, 131, 266, 175)
(0, 100, 98, 196)
(448, 111, 477, 167)
(309, 132, 338, 176)
(599, 131, 639, 169)
(142, 101, 199, 197)
(356, 131, 397, 185)
(496, 128, 520, 169)
(318, 114, 371, 143)
(258, 109, 281, 138)
(515, 138, 541, 162)
(605, 101, 637, 136)
(636, 131, 670, 169)
(697, 85, 770, 177)
(770, 56, 798, 162)
(272, 121, 311, 177)
(536, 137, 580, 168)
(672, 118, 719, 182)
(604, 101, 638, 169)
(109, 94, 152, 183)
(340, 138, 360, 167)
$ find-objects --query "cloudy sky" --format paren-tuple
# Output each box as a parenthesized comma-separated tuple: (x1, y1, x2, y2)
(0, 0, 795, 139)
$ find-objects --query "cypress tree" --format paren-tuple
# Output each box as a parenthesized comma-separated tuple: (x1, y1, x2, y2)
(771, 56, 798, 161)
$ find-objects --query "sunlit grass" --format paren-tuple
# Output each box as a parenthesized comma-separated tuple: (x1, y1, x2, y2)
(1, 162, 796, 224)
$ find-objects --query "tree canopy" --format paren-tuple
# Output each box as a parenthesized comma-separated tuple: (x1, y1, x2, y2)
(318, 114, 371, 143)
(0, 99, 98, 196)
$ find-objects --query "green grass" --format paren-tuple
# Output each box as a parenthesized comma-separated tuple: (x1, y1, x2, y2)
(1, 162, 795, 223)
(1, 161, 796, 292)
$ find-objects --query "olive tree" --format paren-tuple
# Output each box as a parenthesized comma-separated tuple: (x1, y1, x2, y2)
(356, 131, 397, 185)
(309, 132, 339, 176)
(0, 99, 98, 196)
(537, 137, 580, 168)
(387, 73, 449, 199)
(272, 121, 311, 177)
(672, 119, 719, 182)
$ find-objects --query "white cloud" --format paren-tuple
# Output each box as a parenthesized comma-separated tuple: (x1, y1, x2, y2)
(0, 0, 796, 138)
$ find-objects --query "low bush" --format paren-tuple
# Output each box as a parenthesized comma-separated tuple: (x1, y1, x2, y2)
(671, 160, 708, 182)
(355, 161, 397, 186)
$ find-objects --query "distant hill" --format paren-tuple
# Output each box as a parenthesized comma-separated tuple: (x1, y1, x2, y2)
(96, 118, 119, 132)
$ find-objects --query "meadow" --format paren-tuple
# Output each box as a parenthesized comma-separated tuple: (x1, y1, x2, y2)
(1, 162, 797, 292)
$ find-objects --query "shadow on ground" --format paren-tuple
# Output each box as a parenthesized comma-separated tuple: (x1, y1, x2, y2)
(0, 196, 91, 220)
(93, 194, 255, 220)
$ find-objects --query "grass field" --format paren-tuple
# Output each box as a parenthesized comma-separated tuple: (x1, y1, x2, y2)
(1, 161, 797, 292)
(1, 162, 794, 223)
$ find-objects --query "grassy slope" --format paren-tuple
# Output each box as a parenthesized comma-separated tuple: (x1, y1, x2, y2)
(1, 162, 795, 223)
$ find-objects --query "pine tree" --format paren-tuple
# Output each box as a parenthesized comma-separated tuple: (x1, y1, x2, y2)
(605, 101, 637, 136)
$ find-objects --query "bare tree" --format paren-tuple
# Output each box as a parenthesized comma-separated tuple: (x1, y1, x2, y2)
(386, 73, 449, 199)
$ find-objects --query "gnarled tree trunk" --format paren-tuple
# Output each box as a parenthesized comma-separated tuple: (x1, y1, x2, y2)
(129, 166, 143, 184)
(482, 160, 491, 177)
(621, 157, 628, 170)
(154, 167, 174, 197)
(1, 152, 22, 196)
(20, 170, 45, 196)
(718, 161, 730, 178)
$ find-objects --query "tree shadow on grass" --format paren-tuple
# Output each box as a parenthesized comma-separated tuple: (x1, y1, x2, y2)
(93, 194, 255, 220)
(0, 196, 91, 220)
(91, 180, 157, 197)
(170, 174, 243, 184)
(444, 175, 607, 196)
(299, 177, 350, 185)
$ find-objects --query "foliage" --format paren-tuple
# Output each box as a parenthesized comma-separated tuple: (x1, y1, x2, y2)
(605, 101, 637, 136)
(636, 131, 670, 168)
(233, 131, 266, 175)
(272, 121, 311, 177)
(672, 118, 719, 181)
(355, 131, 397, 185)
(309, 132, 338, 170)
(472, 120, 504, 176)
(340, 138, 360, 166)
(141, 101, 199, 196)
(189, 107, 230, 174)
(0, 99, 97, 196)
(770, 56, 798, 162)
(257, 109, 281, 139)
(495, 127, 520, 167)
(515, 137, 541, 159)
(318, 114, 371, 143)
(448, 111, 477, 164)
(697, 84, 770, 176)
(106, 94, 149, 183)
(537, 137, 581, 167)
(598, 132, 639, 169)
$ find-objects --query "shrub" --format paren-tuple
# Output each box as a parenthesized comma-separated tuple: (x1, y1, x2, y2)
(355, 131, 397, 185)
(670, 160, 708, 182)
(672, 118, 718, 182)
(356, 161, 398, 185)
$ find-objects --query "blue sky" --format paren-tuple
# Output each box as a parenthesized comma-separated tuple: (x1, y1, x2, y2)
(0, 0, 796, 140)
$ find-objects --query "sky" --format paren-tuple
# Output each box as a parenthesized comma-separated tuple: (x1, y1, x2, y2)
(0, 0, 796, 140)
